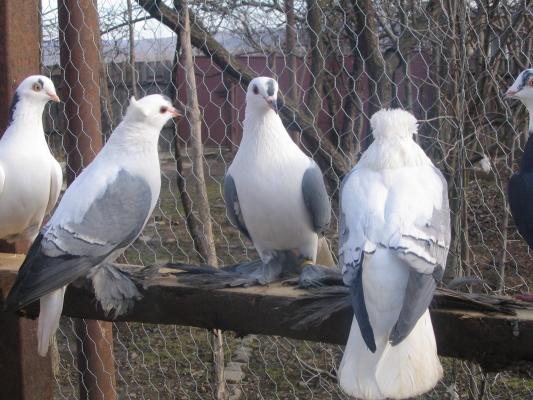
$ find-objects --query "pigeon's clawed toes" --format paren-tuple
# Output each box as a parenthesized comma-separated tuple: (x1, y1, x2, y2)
(297, 264, 342, 289)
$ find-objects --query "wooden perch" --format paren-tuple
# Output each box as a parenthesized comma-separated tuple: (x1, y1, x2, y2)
(0, 253, 532, 372)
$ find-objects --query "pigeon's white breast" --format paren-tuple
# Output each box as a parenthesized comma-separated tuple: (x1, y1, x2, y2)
(229, 139, 315, 252)
(0, 144, 55, 239)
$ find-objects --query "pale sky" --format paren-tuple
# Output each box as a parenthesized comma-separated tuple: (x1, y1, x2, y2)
(41, 0, 175, 41)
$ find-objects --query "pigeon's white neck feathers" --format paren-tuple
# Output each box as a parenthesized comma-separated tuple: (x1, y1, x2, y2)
(106, 120, 159, 156)
(2, 95, 46, 142)
(359, 109, 430, 170)
(242, 107, 294, 155)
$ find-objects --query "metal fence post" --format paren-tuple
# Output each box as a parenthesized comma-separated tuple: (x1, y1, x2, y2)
(58, 1, 117, 399)
(0, 2, 54, 399)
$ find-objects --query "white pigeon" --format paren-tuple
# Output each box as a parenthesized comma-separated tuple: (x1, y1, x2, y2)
(5, 94, 179, 356)
(338, 109, 450, 399)
(221, 76, 330, 284)
(0, 75, 62, 245)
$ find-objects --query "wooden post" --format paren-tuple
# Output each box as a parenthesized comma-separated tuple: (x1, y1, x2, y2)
(57, 1, 117, 399)
(0, 2, 54, 399)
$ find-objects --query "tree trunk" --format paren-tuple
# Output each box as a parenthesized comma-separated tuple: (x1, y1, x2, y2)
(175, 1, 225, 398)
(285, 0, 298, 103)
(126, 0, 138, 98)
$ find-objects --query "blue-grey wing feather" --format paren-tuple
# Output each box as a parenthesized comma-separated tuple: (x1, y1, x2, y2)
(224, 174, 250, 240)
(390, 167, 450, 345)
(302, 162, 331, 234)
(5, 170, 153, 310)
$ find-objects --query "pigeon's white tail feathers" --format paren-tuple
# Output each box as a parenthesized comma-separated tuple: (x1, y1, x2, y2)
(37, 287, 66, 357)
(370, 109, 418, 140)
(338, 319, 386, 400)
(338, 311, 442, 400)
(89, 264, 142, 317)
(376, 311, 442, 399)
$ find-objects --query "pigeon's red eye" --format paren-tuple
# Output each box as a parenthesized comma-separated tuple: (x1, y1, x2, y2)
(160, 106, 168, 114)
(253, 85, 259, 95)
(529, 79, 533, 87)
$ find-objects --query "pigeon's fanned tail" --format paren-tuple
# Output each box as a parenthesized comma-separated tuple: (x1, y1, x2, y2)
(37, 287, 66, 357)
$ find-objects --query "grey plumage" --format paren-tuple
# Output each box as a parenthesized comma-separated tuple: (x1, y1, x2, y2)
(224, 174, 250, 240)
(387, 168, 450, 345)
(88, 263, 142, 317)
(302, 163, 331, 234)
(5, 170, 152, 311)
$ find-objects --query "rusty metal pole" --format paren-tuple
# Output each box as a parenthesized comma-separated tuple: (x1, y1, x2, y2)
(0, 2, 55, 399)
(57, 1, 117, 399)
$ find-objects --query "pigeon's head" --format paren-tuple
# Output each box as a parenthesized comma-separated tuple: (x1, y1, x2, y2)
(125, 94, 180, 129)
(246, 77, 279, 114)
(505, 68, 533, 108)
(16, 75, 59, 104)
(370, 109, 418, 141)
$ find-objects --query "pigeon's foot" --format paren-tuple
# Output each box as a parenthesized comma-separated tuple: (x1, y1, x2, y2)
(297, 264, 343, 288)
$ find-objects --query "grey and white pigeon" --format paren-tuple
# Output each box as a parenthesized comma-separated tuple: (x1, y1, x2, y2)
(225, 77, 331, 282)
(338, 109, 450, 399)
(5, 94, 179, 356)
(177, 77, 331, 286)
(0, 75, 62, 246)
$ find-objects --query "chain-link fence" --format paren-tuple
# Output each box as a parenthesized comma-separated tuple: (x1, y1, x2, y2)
(37, 0, 533, 398)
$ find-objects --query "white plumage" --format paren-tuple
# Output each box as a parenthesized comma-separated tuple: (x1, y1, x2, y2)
(0, 75, 62, 244)
(229, 100, 317, 261)
(6, 95, 179, 356)
(338, 109, 450, 399)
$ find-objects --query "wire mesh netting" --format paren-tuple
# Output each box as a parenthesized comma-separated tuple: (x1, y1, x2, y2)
(36, 0, 533, 398)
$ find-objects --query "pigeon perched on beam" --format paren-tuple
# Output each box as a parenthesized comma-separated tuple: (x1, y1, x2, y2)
(176, 77, 331, 286)
(504, 68, 533, 249)
(0, 75, 62, 247)
(5, 95, 179, 356)
(338, 109, 450, 399)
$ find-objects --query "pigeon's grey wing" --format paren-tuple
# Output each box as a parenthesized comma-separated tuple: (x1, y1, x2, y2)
(349, 253, 376, 352)
(302, 162, 331, 234)
(339, 170, 376, 352)
(4, 170, 153, 311)
(223, 174, 251, 240)
(389, 167, 450, 345)
(45, 158, 63, 215)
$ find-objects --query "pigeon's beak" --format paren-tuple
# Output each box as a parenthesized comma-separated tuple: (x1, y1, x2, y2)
(266, 96, 278, 114)
(503, 89, 518, 99)
(168, 106, 181, 119)
(47, 92, 60, 102)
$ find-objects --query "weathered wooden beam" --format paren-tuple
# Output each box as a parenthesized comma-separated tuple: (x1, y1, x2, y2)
(1, 254, 532, 373)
